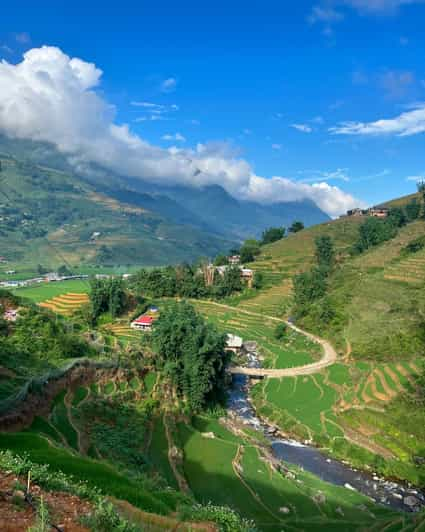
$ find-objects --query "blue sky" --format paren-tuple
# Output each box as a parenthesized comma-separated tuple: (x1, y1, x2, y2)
(1, 0, 425, 215)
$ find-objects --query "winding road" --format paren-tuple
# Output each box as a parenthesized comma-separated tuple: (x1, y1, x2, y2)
(199, 301, 338, 378)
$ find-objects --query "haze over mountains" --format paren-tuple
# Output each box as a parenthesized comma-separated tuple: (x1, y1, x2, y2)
(0, 135, 329, 268)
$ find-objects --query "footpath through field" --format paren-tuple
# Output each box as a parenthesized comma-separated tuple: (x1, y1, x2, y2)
(199, 301, 338, 377)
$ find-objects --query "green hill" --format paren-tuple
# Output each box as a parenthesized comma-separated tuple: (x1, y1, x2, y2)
(0, 154, 233, 272)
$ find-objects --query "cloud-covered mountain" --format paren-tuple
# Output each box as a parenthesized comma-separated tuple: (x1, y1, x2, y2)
(0, 45, 359, 218)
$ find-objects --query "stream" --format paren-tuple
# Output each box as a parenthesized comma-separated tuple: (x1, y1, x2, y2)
(227, 352, 425, 513)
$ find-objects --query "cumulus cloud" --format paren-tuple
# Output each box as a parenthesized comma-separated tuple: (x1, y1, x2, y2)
(0, 46, 360, 217)
(329, 104, 425, 136)
(271, 143, 282, 150)
(291, 123, 313, 133)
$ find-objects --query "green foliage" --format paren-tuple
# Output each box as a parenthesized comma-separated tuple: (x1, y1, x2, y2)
(314, 235, 335, 271)
(252, 271, 263, 290)
(152, 301, 229, 411)
(239, 240, 261, 263)
(81, 500, 139, 532)
(403, 235, 425, 254)
(289, 220, 304, 233)
(183, 502, 257, 532)
(405, 199, 421, 221)
(28, 496, 51, 532)
(214, 254, 229, 266)
(89, 277, 128, 321)
(353, 217, 398, 254)
(293, 267, 327, 317)
(132, 263, 245, 301)
(260, 226, 285, 245)
(274, 322, 287, 340)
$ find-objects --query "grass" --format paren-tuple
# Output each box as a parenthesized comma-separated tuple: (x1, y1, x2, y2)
(147, 416, 179, 490)
(50, 390, 79, 450)
(0, 432, 172, 515)
(13, 280, 90, 302)
(72, 386, 89, 407)
(192, 300, 319, 369)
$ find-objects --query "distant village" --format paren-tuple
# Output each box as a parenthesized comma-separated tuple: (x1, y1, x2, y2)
(343, 206, 389, 218)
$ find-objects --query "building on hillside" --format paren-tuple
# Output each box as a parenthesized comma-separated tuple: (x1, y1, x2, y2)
(216, 265, 228, 276)
(131, 315, 154, 331)
(5, 270, 16, 275)
(368, 207, 389, 218)
(225, 334, 243, 354)
(346, 208, 367, 217)
(228, 255, 241, 265)
(0, 256, 7, 263)
(241, 268, 254, 288)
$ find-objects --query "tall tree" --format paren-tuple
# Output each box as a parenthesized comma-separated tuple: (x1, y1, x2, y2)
(152, 301, 228, 411)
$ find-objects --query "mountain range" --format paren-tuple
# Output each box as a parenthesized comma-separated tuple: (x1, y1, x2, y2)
(0, 135, 329, 269)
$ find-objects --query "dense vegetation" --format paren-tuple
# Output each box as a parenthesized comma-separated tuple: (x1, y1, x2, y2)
(132, 263, 244, 300)
(152, 301, 229, 411)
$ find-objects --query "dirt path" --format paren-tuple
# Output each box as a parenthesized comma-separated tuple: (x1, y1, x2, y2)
(343, 427, 395, 460)
(198, 301, 337, 377)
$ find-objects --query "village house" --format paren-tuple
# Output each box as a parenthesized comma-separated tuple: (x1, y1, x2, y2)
(130, 315, 154, 331)
(228, 255, 241, 265)
(368, 207, 389, 218)
(225, 333, 243, 354)
(0, 256, 7, 263)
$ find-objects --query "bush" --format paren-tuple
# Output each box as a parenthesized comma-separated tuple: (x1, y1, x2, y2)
(274, 323, 287, 340)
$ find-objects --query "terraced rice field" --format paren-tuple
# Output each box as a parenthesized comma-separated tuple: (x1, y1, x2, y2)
(384, 252, 425, 284)
(253, 361, 422, 461)
(192, 301, 320, 369)
(38, 292, 89, 315)
(104, 322, 141, 340)
(177, 416, 406, 530)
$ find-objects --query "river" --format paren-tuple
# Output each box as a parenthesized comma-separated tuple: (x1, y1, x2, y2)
(228, 363, 425, 513)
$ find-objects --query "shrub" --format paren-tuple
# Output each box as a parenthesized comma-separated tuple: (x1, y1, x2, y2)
(274, 323, 287, 340)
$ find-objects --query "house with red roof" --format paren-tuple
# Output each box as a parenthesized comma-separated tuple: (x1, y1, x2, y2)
(130, 315, 154, 331)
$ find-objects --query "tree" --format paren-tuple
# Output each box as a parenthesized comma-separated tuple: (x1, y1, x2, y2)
(89, 277, 127, 321)
(405, 199, 421, 222)
(214, 254, 229, 267)
(353, 217, 397, 254)
(152, 301, 228, 411)
(37, 264, 48, 275)
(253, 271, 264, 290)
(289, 221, 304, 233)
(388, 207, 407, 228)
(240, 239, 261, 263)
(261, 227, 285, 245)
(58, 264, 72, 276)
(315, 236, 335, 272)
(293, 268, 327, 317)
(274, 322, 287, 340)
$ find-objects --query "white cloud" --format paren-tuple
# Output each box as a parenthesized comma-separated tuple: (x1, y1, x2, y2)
(329, 103, 425, 136)
(162, 132, 186, 142)
(271, 144, 282, 150)
(308, 5, 345, 23)
(343, 0, 424, 14)
(406, 174, 425, 181)
(291, 123, 313, 133)
(0, 45, 360, 217)
(161, 77, 177, 92)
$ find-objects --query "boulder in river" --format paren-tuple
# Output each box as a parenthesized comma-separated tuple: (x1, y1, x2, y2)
(403, 495, 420, 508)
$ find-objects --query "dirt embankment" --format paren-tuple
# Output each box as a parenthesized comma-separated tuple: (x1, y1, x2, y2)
(0, 363, 141, 433)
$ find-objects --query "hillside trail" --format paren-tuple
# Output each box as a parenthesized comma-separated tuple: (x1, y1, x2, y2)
(199, 301, 338, 377)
